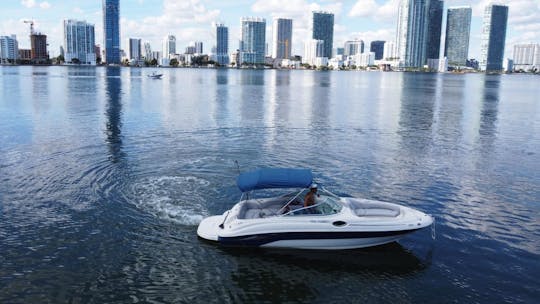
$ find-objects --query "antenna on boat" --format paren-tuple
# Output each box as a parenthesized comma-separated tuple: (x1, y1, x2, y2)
(234, 160, 241, 175)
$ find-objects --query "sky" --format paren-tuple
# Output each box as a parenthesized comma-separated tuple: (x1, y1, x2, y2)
(1, 0, 539, 59)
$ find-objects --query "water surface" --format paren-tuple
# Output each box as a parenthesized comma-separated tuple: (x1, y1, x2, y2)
(1, 66, 539, 303)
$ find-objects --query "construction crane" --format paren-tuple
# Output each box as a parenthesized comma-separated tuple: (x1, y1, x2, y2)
(23, 20, 35, 35)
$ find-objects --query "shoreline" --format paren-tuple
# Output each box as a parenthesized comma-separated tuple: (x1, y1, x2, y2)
(1, 63, 538, 75)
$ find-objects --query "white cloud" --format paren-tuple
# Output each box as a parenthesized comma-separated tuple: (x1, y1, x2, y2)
(21, 0, 36, 8)
(348, 0, 399, 23)
(21, 0, 50, 9)
(39, 1, 51, 9)
(73, 7, 84, 14)
(119, 0, 221, 52)
(348, 0, 378, 18)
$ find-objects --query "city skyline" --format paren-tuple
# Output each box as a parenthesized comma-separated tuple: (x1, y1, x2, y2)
(0, 0, 538, 60)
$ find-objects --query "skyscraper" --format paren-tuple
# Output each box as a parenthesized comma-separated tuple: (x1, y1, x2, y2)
(480, 4, 509, 72)
(370, 40, 385, 60)
(303, 39, 324, 65)
(344, 40, 364, 56)
(312, 12, 334, 59)
(272, 18, 293, 59)
(444, 6, 472, 66)
(103, 0, 120, 64)
(194, 41, 203, 54)
(63, 20, 96, 65)
(426, 0, 444, 60)
(128, 38, 141, 60)
(215, 23, 229, 65)
(0, 35, 18, 63)
(163, 35, 176, 58)
(143, 42, 152, 60)
(383, 41, 397, 60)
(395, 0, 431, 67)
(240, 17, 266, 65)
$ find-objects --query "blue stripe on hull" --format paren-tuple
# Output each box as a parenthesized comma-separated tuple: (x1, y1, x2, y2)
(218, 229, 420, 247)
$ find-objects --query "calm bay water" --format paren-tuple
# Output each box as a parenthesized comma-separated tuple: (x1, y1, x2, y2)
(0, 66, 539, 303)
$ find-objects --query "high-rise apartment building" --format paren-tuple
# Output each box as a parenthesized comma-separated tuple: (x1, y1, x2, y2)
(303, 39, 324, 65)
(143, 42, 152, 60)
(0, 35, 19, 63)
(344, 40, 364, 56)
(192, 41, 203, 54)
(63, 20, 96, 65)
(480, 4, 509, 72)
(444, 6, 472, 66)
(215, 23, 229, 65)
(103, 0, 120, 64)
(312, 12, 334, 59)
(370, 41, 385, 60)
(272, 18, 293, 59)
(128, 38, 141, 60)
(240, 17, 266, 65)
(185, 45, 196, 54)
(163, 35, 176, 58)
(395, 0, 431, 67)
(513, 44, 540, 71)
(383, 41, 397, 60)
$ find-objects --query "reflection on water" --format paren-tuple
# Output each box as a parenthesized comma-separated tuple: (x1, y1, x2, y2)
(479, 75, 500, 147)
(225, 243, 427, 303)
(104, 67, 124, 163)
(398, 73, 437, 154)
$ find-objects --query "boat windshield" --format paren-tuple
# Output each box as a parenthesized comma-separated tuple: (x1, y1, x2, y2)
(281, 188, 343, 216)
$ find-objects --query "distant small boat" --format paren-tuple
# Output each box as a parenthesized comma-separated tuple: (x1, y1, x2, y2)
(147, 72, 163, 79)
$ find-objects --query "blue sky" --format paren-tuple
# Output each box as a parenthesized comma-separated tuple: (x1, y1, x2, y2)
(1, 0, 539, 59)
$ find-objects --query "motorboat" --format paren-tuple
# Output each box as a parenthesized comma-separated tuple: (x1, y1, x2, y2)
(197, 168, 433, 250)
(147, 72, 163, 79)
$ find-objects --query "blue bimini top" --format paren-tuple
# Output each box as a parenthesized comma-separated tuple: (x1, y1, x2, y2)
(236, 168, 313, 192)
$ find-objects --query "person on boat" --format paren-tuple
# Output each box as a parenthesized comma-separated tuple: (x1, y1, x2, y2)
(304, 183, 319, 213)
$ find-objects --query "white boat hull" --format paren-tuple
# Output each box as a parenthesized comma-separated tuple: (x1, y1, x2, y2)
(261, 235, 406, 250)
(197, 198, 433, 250)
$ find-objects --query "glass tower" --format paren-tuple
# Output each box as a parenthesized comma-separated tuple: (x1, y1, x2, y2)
(128, 38, 141, 60)
(426, 0, 444, 60)
(396, 0, 431, 68)
(312, 12, 334, 59)
(480, 4, 509, 72)
(272, 18, 293, 59)
(370, 41, 385, 60)
(444, 7, 471, 66)
(103, 0, 120, 64)
(240, 17, 266, 65)
(216, 23, 229, 65)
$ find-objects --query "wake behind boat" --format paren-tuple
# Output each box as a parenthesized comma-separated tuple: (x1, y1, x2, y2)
(197, 168, 433, 250)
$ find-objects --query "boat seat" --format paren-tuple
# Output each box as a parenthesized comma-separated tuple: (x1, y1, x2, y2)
(244, 208, 275, 219)
(349, 199, 401, 217)
(355, 208, 399, 217)
(237, 201, 279, 219)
